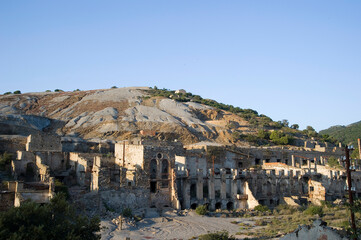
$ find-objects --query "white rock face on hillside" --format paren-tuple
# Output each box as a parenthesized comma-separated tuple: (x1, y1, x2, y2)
(0, 87, 248, 144)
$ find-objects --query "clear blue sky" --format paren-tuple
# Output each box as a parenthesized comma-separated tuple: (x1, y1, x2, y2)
(1, 1, 361, 131)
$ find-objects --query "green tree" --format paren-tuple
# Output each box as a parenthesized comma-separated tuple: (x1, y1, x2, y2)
(0, 194, 100, 240)
(257, 130, 270, 140)
(290, 124, 299, 130)
(13, 90, 21, 94)
(327, 156, 341, 169)
(351, 148, 359, 159)
(270, 131, 289, 145)
(281, 119, 289, 127)
(4, 92, 11, 95)
(304, 125, 318, 137)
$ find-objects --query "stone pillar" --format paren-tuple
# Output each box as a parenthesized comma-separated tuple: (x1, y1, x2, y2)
(183, 179, 190, 209)
(220, 169, 227, 200)
(291, 154, 296, 167)
(196, 169, 203, 201)
(208, 169, 215, 209)
(231, 169, 238, 199)
(299, 159, 302, 168)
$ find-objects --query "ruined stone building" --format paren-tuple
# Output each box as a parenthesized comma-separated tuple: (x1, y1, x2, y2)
(2, 133, 361, 213)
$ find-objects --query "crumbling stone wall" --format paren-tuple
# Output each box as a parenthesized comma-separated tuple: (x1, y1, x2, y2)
(0, 180, 54, 210)
(308, 179, 326, 205)
(68, 153, 99, 187)
(91, 156, 120, 191)
(26, 133, 61, 152)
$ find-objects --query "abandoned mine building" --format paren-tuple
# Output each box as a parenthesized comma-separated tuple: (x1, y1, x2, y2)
(1, 132, 361, 213)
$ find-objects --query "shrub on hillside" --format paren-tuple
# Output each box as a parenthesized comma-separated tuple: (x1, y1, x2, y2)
(304, 205, 323, 216)
(276, 204, 298, 215)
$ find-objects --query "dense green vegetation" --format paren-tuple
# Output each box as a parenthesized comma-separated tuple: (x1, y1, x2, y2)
(0, 194, 100, 240)
(0, 152, 13, 170)
(320, 121, 361, 147)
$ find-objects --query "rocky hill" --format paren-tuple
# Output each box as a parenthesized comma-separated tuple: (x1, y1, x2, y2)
(0, 87, 319, 146)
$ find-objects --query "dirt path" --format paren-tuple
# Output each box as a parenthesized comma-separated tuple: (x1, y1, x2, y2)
(101, 214, 248, 240)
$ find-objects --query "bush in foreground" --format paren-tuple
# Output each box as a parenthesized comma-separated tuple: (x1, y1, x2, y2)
(196, 205, 208, 215)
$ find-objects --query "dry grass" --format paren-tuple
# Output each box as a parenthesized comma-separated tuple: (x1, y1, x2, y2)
(236, 203, 359, 239)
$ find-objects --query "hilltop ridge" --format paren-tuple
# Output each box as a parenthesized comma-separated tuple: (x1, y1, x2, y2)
(0, 87, 336, 147)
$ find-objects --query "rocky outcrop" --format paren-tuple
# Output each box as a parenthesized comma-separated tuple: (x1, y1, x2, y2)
(0, 87, 256, 145)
